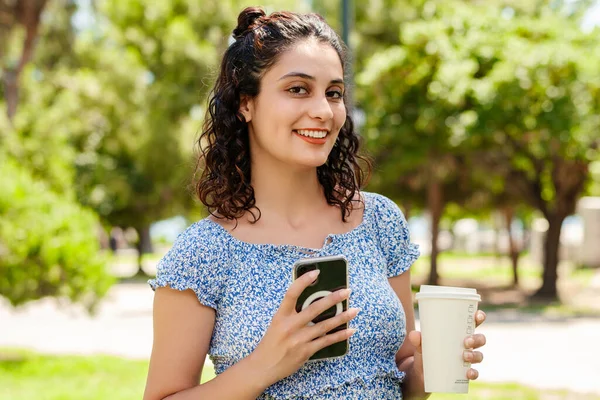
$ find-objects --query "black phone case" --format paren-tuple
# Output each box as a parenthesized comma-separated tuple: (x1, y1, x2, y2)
(293, 255, 348, 361)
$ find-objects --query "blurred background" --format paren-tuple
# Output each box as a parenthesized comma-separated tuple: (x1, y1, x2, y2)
(1, 0, 600, 399)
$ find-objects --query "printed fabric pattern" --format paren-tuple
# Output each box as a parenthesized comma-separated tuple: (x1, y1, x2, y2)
(149, 192, 420, 399)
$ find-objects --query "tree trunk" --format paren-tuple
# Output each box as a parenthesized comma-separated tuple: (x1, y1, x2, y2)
(2, 0, 48, 121)
(0, 2, 17, 62)
(534, 213, 565, 300)
(135, 225, 153, 276)
(427, 177, 443, 285)
(3, 68, 19, 120)
(493, 212, 501, 259)
(503, 207, 519, 287)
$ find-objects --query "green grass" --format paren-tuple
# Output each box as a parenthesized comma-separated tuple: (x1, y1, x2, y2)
(408, 255, 600, 317)
(429, 382, 600, 399)
(0, 350, 149, 400)
(1, 349, 599, 400)
(0, 349, 216, 400)
(412, 254, 597, 288)
(411, 256, 543, 284)
(571, 266, 596, 285)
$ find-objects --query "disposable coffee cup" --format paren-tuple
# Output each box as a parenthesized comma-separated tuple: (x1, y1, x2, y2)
(415, 285, 481, 393)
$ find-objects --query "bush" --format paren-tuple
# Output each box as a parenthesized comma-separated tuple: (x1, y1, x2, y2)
(0, 156, 114, 312)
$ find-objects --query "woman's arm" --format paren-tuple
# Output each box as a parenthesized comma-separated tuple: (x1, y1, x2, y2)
(143, 287, 269, 400)
(388, 270, 431, 400)
(144, 271, 358, 400)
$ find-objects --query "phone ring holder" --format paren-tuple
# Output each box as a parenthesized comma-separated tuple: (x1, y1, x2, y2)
(302, 290, 343, 327)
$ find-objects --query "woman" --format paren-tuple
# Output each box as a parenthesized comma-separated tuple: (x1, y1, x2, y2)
(144, 7, 486, 400)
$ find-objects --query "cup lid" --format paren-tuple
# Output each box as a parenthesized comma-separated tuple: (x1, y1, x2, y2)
(415, 285, 481, 301)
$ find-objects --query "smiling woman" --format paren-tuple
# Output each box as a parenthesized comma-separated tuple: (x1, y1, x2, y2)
(195, 8, 367, 224)
(143, 6, 487, 400)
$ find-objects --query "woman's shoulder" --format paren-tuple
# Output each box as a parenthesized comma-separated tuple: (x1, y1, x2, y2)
(187, 216, 231, 237)
(361, 191, 403, 217)
(149, 218, 230, 308)
(361, 191, 411, 238)
(168, 217, 231, 255)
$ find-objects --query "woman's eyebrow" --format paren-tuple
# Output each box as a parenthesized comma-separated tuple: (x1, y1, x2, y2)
(278, 72, 345, 85)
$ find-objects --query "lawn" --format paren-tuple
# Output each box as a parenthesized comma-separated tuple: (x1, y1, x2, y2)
(408, 253, 600, 317)
(1, 349, 598, 400)
(412, 252, 595, 283)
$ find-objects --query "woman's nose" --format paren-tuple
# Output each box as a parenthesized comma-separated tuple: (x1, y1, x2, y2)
(308, 95, 334, 121)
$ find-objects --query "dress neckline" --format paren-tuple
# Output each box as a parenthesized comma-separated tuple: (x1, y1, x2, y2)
(204, 192, 372, 254)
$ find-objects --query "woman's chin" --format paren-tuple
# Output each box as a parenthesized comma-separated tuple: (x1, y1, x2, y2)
(293, 149, 334, 168)
(295, 156, 330, 169)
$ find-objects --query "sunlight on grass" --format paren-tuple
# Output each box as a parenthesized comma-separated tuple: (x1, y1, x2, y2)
(0, 349, 149, 400)
(411, 256, 542, 285)
(2, 349, 598, 400)
(411, 254, 595, 287)
(430, 382, 600, 400)
(571, 267, 595, 285)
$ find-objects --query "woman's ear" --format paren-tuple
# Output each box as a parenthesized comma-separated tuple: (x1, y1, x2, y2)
(238, 95, 253, 123)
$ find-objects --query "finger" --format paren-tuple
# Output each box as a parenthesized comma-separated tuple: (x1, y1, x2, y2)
(309, 327, 356, 355)
(465, 333, 487, 349)
(281, 270, 320, 312)
(467, 368, 479, 380)
(463, 350, 484, 364)
(407, 330, 422, 353)
(475, 310, 486, 327)
(306, 308, 360, 340)
(300, 288, 351, 325)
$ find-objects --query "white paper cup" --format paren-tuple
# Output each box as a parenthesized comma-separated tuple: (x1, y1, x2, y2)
(415, 285, 481, 393)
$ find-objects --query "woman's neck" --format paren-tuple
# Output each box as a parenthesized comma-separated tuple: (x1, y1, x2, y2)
(250, 160, 327, 228)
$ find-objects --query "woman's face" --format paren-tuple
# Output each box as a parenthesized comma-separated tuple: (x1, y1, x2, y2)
(240, 39, 346, 170)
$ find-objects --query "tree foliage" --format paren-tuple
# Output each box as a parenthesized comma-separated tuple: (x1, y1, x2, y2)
(0, 154, 114, 311)
(357, 1, 600, 299)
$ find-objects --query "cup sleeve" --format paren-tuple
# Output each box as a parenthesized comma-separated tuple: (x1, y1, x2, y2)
(148, 224, 224, 309)
(374, 194, 421, 278)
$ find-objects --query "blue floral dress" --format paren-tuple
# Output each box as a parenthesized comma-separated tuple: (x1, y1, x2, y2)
(149, 192, 420, 399)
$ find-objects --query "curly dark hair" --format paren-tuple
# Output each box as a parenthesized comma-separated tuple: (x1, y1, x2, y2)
(195, 6, 371, 223)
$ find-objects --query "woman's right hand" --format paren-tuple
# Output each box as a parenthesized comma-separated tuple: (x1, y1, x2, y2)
(249, 269, 359, 386)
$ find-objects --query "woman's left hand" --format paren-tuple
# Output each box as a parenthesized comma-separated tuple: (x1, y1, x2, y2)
(408, 310, 487, 381)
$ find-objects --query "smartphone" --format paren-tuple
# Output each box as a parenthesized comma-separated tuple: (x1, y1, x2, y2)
(292, 255, 349, 361)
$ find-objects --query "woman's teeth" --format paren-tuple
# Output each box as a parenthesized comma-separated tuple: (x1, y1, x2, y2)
(295, 129, 328, 138)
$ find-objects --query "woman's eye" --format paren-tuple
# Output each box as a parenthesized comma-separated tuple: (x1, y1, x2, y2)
(288, 86, 308, 95)
(327, 90, 344, 99)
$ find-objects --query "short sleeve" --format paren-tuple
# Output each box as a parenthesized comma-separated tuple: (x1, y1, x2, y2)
(148, 221, 227, 309)
(372, 194, 420, 278)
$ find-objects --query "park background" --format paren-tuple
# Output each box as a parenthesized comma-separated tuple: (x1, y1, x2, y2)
(1, 0, 600, 399)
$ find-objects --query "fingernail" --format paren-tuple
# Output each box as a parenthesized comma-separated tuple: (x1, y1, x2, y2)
(348, 328, 357, 336)
(463, 350, 472, 361)
(349, 307, 360, 316)
(339, 288, 351, 297)
(309, 270, 320, 279)
(477, 312, 486, 321)
(466, 338, 474, 348)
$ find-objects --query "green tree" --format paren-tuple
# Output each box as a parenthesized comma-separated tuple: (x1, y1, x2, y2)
(0, 152, 114, 311)
(356, 6, 482, 284)
(469, 11, 600, 299)
(6, 1, 307, 276)
(357, 1, 600, 299)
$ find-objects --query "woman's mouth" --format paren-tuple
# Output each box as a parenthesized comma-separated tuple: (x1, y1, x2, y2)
(293, 129, 329, 144)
